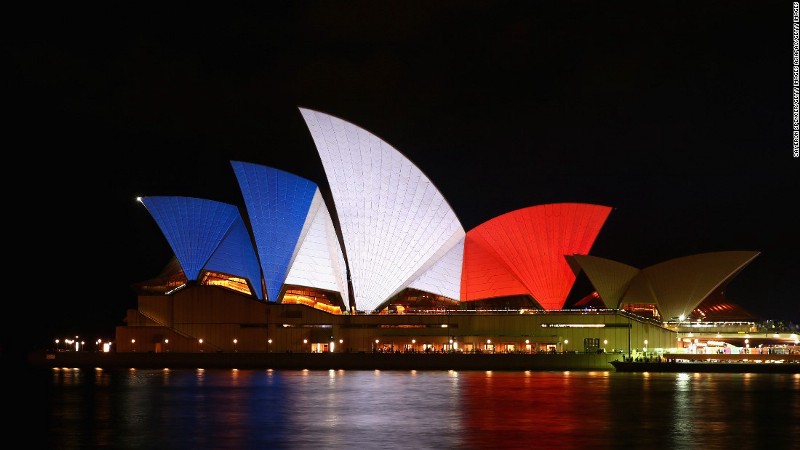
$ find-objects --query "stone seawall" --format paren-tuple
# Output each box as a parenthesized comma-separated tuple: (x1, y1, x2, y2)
(27, 351, 620, 371)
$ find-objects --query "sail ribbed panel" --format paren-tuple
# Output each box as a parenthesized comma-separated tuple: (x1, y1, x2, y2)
(285, 190, 351, 310)
(408, 236, 465, 301)
(623, 251, 760, 321)
(231, 161, 318, 302)
(139, 196, 240, 282)
(464, 203, 612, 310)
(567, 255, 640, 309)
(299, 107, 466, 312)
(461, 234, 531, 302)
(203, 215, 264, 300)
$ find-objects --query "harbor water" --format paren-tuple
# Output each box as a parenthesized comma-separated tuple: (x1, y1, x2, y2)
(22, 366, 800, 449)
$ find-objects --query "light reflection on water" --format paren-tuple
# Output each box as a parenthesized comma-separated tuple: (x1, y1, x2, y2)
(27, 368, 800, 449)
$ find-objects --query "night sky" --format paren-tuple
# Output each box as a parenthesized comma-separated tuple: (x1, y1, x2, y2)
(8, 2, 798, 356)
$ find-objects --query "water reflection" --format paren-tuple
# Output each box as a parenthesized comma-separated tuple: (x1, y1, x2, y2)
(461, 370, 615, 449)
(27, 368, 800, 449)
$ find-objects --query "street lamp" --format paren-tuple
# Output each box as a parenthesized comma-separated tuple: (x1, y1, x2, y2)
(55, 339, 59, 352)
(603, 339, 608, 353)
(267, 338, 272, 352)
(233, 338, 238, 352)
(199, 338, 204, 352)
(131, 338, 136, 352)
(164, 338, 169, 352)
(564, 339, 569, 353)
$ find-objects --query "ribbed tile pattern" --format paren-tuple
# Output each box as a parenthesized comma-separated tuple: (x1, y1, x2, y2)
(285, 191, 350, 310)
(300, 107, 466, 312)
(461, 234, 530, 302)
(204, 216, 265, 300)
(408, 236, 465, 301)
(463, 203, 612, 310)
(139, 196, 242, 282)
(231, 161, 318, 302)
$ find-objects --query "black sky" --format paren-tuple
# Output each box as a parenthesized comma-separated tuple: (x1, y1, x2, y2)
(8, 1, 798, 356)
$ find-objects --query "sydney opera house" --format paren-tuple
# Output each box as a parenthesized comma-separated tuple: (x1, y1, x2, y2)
(113, 108, 767, 357)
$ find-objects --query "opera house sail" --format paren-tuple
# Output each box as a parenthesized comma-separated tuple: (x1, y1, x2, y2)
(299, 107, 466, 312)
(138, 196, 264, 299)
(461, 203, 612, 310)
(231, 161, 349, 308)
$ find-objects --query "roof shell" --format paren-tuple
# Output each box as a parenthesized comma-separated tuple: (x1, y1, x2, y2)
(462, 203, 612, 310)
(299, 107, 466, 312)
(570, 251, 760, 320)
(627, 251, 760, 320)
(284, 190, 351, 310)
(566, 255, 640, 308)
(139, 196, 263, 299)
